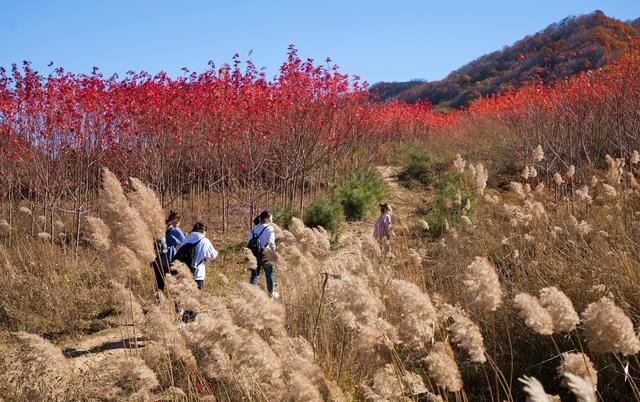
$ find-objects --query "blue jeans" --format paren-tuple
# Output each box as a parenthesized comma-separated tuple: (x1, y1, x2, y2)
(250, 261, 276, 294)
(195, 279, 204, 290)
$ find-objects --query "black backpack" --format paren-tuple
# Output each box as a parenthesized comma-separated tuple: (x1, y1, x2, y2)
(154, 238, 168, 256)
(174, 239, 203, 273)
(247, 226, 268, 259)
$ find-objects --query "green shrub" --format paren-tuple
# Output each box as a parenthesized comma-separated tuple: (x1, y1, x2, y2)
(336, 170, 385, 221)
(434, 172, 476, 216)
(303, 196, 344, 233)
(272, 205, 301, 230)
(426, 208, 449, 237)
(423, 171, 477, 239)
(397, 147, 433, 187)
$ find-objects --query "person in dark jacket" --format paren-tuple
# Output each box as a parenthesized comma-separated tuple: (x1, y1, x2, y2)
(152, 210, 186, 291)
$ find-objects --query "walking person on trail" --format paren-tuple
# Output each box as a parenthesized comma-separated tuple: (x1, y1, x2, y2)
(165, 210, 185, 263)
(247, 210, 279, 300)
(178, 221, 218, 290)
(151, 210, 186, 291)
(373, 203, 394, 254)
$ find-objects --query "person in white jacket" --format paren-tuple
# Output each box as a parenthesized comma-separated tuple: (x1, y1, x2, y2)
(181, 221, 218, 290)
(247, 210, 278, 299)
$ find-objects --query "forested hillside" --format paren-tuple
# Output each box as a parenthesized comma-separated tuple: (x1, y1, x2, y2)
(371, 11, 640, 108)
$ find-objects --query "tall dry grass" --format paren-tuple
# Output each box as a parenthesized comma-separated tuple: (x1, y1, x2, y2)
(3, 146, 640, 401)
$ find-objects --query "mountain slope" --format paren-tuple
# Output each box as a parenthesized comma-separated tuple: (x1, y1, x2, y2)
(371, 11, 640, 109)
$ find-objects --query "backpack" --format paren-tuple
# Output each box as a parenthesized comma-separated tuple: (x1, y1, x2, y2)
(174, 239, 203, 273)
(247, 226, 268, 260)
(154, 238, 168, 256)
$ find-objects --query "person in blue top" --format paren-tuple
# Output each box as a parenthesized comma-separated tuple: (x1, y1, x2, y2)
(247, 210, 278, 299)
(165, 210, 186, 262)
(152, 210, 185, 291)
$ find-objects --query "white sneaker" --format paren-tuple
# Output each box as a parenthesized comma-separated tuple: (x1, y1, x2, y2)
(270, 291, 280, 300)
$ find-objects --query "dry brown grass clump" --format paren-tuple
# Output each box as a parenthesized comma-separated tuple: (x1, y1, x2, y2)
(0, 332, 76, 401)
(228, 282, 285, 333)
(0, 239, 113, 335)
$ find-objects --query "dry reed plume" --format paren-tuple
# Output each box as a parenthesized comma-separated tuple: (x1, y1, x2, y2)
(539, 287, 579, 333)
(558, 352, 597, 391)
(424, 342, 463, 393)
(462, 257, 502, 312)
(581, 296, 640, 355)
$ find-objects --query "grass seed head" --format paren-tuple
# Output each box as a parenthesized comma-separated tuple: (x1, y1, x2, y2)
(582, 296, 640, 355)
(514, 293, 554, 335)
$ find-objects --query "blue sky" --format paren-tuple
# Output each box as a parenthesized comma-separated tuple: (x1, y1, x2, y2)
(2, 0, 640, 84)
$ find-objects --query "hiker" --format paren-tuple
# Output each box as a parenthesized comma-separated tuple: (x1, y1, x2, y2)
(151, 211, 186, 291)
(247, 210, 278, 299)
(151, 237, 169, 291)
(178, 221, 218, 290)
(373, 203, 393, 253)
(165, 210, 185, 262)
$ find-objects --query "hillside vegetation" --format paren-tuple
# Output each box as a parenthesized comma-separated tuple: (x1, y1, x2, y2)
(371, 11, 640, 108)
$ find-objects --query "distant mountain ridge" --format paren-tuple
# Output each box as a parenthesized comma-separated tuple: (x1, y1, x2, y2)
(370, 11, 640, 109)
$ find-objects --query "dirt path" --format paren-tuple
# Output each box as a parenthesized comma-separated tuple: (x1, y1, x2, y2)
(61, 326, 146, 366)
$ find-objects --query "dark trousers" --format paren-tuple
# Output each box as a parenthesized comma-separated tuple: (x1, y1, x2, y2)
(250, 260, 276, 294)
(195, 279, 204, 290)
(151, 255, 170, 291)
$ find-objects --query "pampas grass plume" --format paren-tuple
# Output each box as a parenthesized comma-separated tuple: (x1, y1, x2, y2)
(389, 279, 436, 350)
(229, 283, 285, 333)
(463, 257, 503, 312)
(101, 168, 154, 262)
(519, 376, 558, 402)
(453, 154, 466, 173)
(263, 248, 283, 265)
(582, 296, 640, 355)
(84, 216, 111, 252)
(128, 177, 165, 239)
(425, 342, 463, 392)
(554, 173, 564, 185)
(242, 247, 258, 270)
(601, 183, 617, 198)
(558, 352, 597, 391)
(18, 206, 32, 216)
(37, 232, 51, 241)
(539, 287, 579, 333)
(440, 303, 486, 363)
(514, 293, 554, 335)
(533, 145, 544, 162)
(563, 373, 597, 402)
(0, 219, 10, 236)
